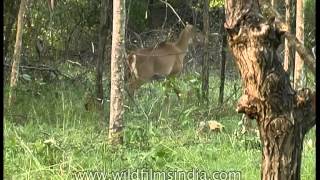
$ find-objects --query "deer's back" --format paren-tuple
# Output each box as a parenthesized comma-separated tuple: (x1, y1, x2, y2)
(129, 43, 185, 79)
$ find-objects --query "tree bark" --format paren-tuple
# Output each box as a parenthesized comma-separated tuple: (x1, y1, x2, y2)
(201, 0, 209, 102)
(8, 0, 28, 107)
(294, 0, 304, 89)
(283, 0, 292, 74)
(4, 0, 22, 59)
(219, 10, 227, 106)
(96, 0, 109, 125)
(271, 0, 277, 9)
(224, 0, 315, 179)
(108, 0, 126, 145)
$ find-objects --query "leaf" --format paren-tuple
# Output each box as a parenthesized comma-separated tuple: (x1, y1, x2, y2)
(189, 79, 198, 83)
(207, 120, 224, 132)
(22, 74, 32, 81)
(34, 140, 45, 152)
(306, 139, 314, 149)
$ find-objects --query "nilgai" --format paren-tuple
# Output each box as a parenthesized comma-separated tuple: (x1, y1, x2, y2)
(126, 24, 200, 96)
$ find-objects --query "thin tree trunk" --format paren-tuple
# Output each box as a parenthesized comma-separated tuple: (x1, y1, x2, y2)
(201, 0, 209, 102)
(109, 0, 126, 145)
(96, 0, 109, 125)
(147, 0, 154, 27)
(4, 0, 22, 59)
(4, 2, 18, 59)
(294, 0, 304, 89)
(8, 0, 28, 107)
(4, 21, 14, 58)
(283, 0, 292, 74)
(218, 10, 227, 106)
(283, 32, 315, 75)
(271, 0, 277, 8)
(224, 0, 315, 179)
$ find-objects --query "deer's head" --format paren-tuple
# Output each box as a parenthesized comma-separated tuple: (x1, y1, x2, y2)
(183, 23, 205, 46)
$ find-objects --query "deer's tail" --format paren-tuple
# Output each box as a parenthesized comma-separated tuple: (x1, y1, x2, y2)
(127, 53, 136, 68)
(127, 53, 137, 77)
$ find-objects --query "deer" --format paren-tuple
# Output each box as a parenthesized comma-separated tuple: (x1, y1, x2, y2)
(126, 24, 200, 97)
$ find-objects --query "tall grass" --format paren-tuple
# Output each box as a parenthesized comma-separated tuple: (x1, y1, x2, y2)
(4, 74, 315, 179)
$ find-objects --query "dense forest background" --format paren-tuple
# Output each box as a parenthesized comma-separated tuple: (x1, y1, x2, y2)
(4, 0, 315, 84)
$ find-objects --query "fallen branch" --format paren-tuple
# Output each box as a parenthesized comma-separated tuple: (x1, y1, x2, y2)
(66, 60, 82, 67)
(4, 63, 71, 79)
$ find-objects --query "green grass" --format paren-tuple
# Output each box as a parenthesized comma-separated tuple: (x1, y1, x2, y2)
(4, 74, 315, 180)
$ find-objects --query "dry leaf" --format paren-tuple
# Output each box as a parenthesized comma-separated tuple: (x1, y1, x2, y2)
(196, 121, 208, 134)
(208, 120, 224, 132)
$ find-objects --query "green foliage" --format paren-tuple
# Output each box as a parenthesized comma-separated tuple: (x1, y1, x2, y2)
(16, 0, 100, 61)
(301, 0, 315, 82)
(128, 0, 149, 31)
(3, 0, 316, 178)
(209, 0, 224, 8)
(4, 73, 315, 179)
(304, 0, 315, 49)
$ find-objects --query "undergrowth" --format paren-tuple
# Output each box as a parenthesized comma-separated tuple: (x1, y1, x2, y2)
(4, 73, 315, 180)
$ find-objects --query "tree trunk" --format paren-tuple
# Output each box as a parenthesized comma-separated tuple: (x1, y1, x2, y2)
(4, 0, 22, 59)
(201, 0, 209, 102)
(108, 0, 126, 145)
(283, 0, 292, 74)
(224, 0, 315, 179)
(294, 0, 305, 90)
(271, 0, 277, 8)
(218, 10, 227, 106)
(96, 0, 109, 125)
(8, 0, 28, 107)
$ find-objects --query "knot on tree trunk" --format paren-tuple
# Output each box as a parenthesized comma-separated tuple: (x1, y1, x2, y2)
(250, 20, 284, 50)
(268, 116, 293, 137)
(294, 88, 315, 112)
(251, 23, 270, 37)
(292, 88, 316, 133)
(236, 94, 260, 119)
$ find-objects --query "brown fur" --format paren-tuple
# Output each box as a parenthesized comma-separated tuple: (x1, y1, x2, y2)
(126, 24, 197, 95)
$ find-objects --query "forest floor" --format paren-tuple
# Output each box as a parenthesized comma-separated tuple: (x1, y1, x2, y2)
(4, 73, 315, 180)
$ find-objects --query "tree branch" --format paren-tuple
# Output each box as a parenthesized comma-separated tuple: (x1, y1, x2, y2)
(159, 0, 185, 26)
(260, 1, 315, 76)
(283, 32, 316, 75)
(4, 63, 71, 79)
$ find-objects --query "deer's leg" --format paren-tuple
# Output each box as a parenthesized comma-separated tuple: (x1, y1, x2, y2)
(151, 74, 166, 81)
(128, 79, 143, 97)
(169, 76, 182, 100)
(172, 86, 182, 100)
(162, 76, 182, 101)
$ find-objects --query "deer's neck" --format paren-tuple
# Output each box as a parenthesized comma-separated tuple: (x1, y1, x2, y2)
(175, 29, 192, 51)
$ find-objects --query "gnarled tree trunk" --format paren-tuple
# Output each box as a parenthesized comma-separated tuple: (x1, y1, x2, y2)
(224, 0, 315, 179)
(108, 0, 126, 145)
